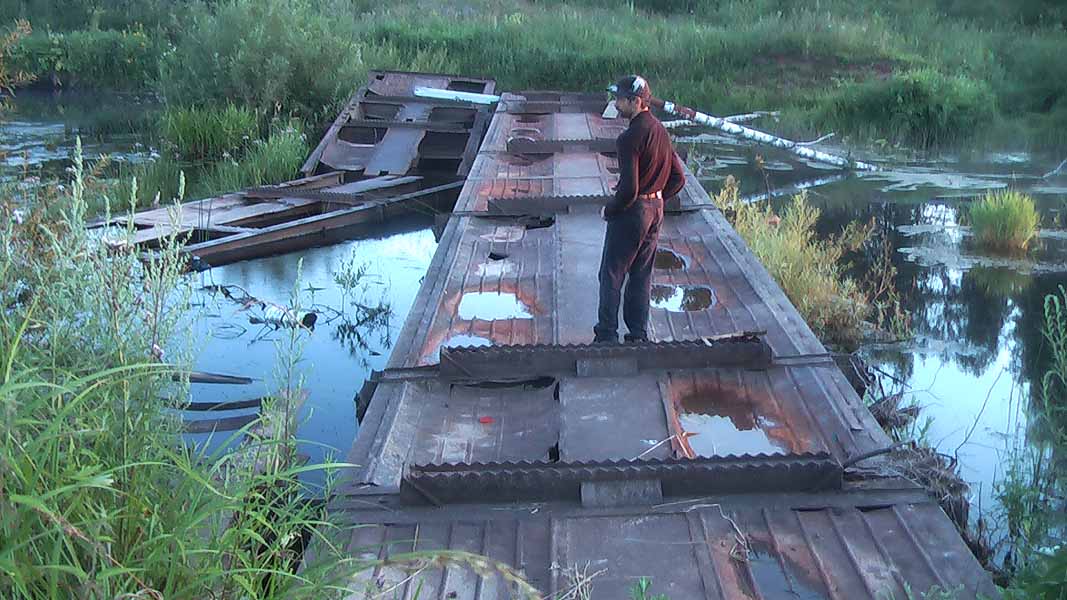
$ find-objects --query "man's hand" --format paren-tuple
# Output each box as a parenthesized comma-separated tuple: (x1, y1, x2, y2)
(600, 206, 607, 221)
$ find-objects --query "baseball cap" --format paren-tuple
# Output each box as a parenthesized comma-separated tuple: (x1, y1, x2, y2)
(607, 75, 652, 100)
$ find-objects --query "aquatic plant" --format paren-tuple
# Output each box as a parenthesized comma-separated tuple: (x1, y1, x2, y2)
(714, 176, 872, 347)
(161, 104, 259, 162)
(196, 124, 309, 197)
(0, 19, 32, 100)
(968, 190, 1039, 253)
(6, 28, 163, 89)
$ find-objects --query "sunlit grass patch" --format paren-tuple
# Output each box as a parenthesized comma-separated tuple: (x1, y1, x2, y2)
(713, 176, 873, 347)
(968, 189, 1039, 253)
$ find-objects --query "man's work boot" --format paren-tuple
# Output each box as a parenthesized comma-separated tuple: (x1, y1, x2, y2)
(593, 333, 618, 344)
(623, 333, 649, 344)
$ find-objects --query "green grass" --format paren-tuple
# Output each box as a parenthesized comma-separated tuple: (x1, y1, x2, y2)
(160, 104, 259, 162)
(7, 0, 1067, 149)
(195, 125, 309, 197)
(968, 190, 1039, 253)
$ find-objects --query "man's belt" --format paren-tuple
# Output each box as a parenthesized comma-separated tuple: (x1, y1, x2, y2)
(638, 190, 663, 200)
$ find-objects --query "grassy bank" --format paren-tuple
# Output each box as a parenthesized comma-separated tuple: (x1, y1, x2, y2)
(7, 0, 1067, 150)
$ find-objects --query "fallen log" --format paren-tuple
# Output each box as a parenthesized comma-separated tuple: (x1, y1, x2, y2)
(662, 111, 780, 129)
(644, 95, 878, 171)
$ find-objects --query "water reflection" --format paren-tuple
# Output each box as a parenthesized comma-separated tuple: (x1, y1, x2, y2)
(1, 89, 158, 184)
(651, 284, 716, 312)
(692, 136, 1067, 540)
(179, 217, 438, 488)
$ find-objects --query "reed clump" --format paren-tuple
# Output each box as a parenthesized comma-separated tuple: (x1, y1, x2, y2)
(714, 176, 872, 347)
(968, 189, 1039, 253)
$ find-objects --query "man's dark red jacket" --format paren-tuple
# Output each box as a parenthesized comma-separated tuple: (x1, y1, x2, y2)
(604, 110, 687, 218)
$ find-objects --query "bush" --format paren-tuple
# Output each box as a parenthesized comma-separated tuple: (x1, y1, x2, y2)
(7, 28, 163, 89)
(714, 177, 872, 346)
(160, 0, 367, 122)
(968, 189, 1039, 253)
(161, 104, 259, 162)
(821, 69, 997, 147)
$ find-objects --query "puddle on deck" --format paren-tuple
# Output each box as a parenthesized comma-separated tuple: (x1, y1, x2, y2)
(457, 291, 533, 320)
(740, 541, 828, 600)
(654, 247, 689, 270)
(677, 392, 787, 457)
(651, 284, 716, 311)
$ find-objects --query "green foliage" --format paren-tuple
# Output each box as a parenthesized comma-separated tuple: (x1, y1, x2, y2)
(161, 104, 259, 162)
(7, 28, 162, 89)
(629, 576, 669, 600)
(196, 125, 309, 197)
(0, 0, 195, 32)
(821, 69, 996, 148)
(0, 143, 363, 598)
(968, 190, 1039, 253)
(160, 0, 367, 122)
(715, 177, 872, 347)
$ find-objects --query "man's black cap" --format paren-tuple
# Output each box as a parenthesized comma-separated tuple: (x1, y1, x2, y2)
(607, 75, 652, 100)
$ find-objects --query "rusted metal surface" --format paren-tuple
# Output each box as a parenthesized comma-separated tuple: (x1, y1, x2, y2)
(333, 489, 1000, 600)
(327, 91, 998, 597)
(302, 70, 495, 178)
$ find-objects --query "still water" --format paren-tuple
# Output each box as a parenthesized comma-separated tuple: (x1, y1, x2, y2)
(181, 217, 438, 489)
(690, 132, 1067, 536)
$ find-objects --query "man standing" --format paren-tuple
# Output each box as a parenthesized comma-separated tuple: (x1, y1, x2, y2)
(594, 75, 687, 344)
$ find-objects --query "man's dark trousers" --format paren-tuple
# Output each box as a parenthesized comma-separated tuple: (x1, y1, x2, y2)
(594, 196, 664, 343)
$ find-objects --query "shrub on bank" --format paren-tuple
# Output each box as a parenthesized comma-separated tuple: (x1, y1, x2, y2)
(7, 29, 162, 89)
(160, 0, 366, 122)
(821, 69, 997, 148)
(969, 189, 1039, 253)
(714, 177, 872, 346)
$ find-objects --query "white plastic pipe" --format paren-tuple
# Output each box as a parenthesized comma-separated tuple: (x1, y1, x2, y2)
(413, 87, 501, 105)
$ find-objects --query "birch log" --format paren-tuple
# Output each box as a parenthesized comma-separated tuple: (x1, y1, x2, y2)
(652, 98, 878, 171)
(663, 111, 780, 129)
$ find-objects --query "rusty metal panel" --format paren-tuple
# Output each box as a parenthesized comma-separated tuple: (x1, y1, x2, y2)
(331, 494, 999, 599)
(302, 70, 496, 177)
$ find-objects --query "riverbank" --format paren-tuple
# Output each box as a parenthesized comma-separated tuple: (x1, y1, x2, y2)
(4, 0, 1067, 152)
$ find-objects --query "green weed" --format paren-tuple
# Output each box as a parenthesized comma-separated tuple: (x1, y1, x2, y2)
(715, 176, 873, 347)
(160, 104, 259, 162)
(968, 190, 1039, 253)
(7, 28, 163, 89)
(629, 576, 669, 600)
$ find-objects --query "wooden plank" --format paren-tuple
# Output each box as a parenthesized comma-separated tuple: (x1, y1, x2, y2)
(183, 413, 259, 434)
(182, 397, 264, 411)
(183, 181, 464, 265)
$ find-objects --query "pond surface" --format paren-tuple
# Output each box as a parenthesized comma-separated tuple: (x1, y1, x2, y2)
(690, 131, 1067, 539)
(180, 216, 438, 490)
(1, 89, 158, 185)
